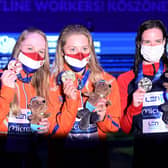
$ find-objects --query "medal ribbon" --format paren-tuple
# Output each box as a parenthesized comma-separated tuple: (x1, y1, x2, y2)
(17, 73, 32, 83)
(135, 61, 164, 85)
(77, 69, 90, 90)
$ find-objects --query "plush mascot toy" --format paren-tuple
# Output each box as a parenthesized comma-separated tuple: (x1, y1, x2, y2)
(77, 80, 112, 130)
(159, 71, 168, 124)
(28, 96, 50, 132)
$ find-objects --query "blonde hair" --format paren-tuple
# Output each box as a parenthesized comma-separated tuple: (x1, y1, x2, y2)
(10, 28, 50, 115)
(51, 24, 103, 83)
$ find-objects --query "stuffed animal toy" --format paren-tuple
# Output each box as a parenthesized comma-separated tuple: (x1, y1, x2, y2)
(159, 71, 168, 124)
(28, 96, 50, 131)
(77, 80, 112, 130)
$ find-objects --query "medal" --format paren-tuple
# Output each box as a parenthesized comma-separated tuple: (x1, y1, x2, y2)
(136, 61, 164, 92)
(138, 77, 152, 92)
(61, 70, 75, 82)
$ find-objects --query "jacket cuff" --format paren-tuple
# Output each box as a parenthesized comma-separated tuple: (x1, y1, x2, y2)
(128, 103, 142, 116)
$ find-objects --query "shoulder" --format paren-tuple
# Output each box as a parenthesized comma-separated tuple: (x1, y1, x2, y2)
(117, 70, 135, 90)
(117, 70, 134, 82)
(102, 71, 116, 82)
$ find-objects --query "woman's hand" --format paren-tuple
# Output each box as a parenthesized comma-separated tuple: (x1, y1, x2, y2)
(95, 98, 107, 121)
(8, 60, 22, 74)
(1, 60, 22, 88)
(63, 79, 77, 100)
(37, 118, 50, 134)
(133, 87, 146, 107)
(1, 70, 17, 88)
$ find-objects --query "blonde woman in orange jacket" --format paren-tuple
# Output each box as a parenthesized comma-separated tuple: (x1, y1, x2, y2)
(48, 24, 121, 168)
(0, 28, 59, 135)
(0, 28, 60, 168)
(50, 24, 121, 141)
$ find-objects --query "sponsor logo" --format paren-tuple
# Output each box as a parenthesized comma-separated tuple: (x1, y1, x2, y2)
(8, 123, 31, 134)
(16, 113, 27, 120)
(142, 107, 161, 119)
(145, 95, 162, 103)
(148, 121, 159, 127)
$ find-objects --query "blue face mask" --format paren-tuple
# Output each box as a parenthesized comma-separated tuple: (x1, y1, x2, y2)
(18, 51, 45, 74)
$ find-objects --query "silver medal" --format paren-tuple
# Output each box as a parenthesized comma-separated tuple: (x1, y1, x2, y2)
(138, 77, 152, 92)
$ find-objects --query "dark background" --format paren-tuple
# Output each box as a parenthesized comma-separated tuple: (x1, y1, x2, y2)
(0, 0, 168, 33)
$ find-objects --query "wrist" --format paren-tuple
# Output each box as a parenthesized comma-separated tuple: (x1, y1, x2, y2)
(128, 103, 142, 116)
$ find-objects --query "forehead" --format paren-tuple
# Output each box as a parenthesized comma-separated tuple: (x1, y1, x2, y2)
(22, 33, 46, 48)
(142, 28, 163, 40)
(65, 34, 89, 46)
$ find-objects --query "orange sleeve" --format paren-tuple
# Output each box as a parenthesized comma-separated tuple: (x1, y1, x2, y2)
(53, 92, 80, 137)
(97, 75, 121, 133)
(0, 85, 15, 123)
(48, 87, 62, 135)
(49, 81, 81, 137)
(48, 74, 81, 137)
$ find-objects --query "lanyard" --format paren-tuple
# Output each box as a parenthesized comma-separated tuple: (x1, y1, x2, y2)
(14, 82, 30, 110)
(17, 73, 32, 83)
(136, 61, 164, 84)
(77, 69, 91, 108)
(77, 69, 90, 90)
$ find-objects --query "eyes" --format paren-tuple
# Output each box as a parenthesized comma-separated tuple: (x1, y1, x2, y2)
(141, 39, 164, 46)
(21, 45, 45, 57)
(64, 46, 90, 54)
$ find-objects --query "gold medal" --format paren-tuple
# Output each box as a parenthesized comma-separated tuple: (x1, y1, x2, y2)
(61, 70, 75, 82)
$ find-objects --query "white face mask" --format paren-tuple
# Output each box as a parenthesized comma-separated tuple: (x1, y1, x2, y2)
(140, 44, 164, 63)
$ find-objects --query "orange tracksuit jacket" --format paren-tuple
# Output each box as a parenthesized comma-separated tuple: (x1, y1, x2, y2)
(0, 71, 60, 135)
(50, 65, 121, 139)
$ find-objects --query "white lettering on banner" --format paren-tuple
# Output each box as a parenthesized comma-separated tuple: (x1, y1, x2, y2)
(0, 0, 168, 12)
(8, 109, 31, 134)
(142, 108, 160, 118)
(143, 91, 164, 107)
(8, 124, 31, 133)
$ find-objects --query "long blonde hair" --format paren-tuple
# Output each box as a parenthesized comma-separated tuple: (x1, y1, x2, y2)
(10, 28, 50, 115)
(51, 24, 103, 83)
